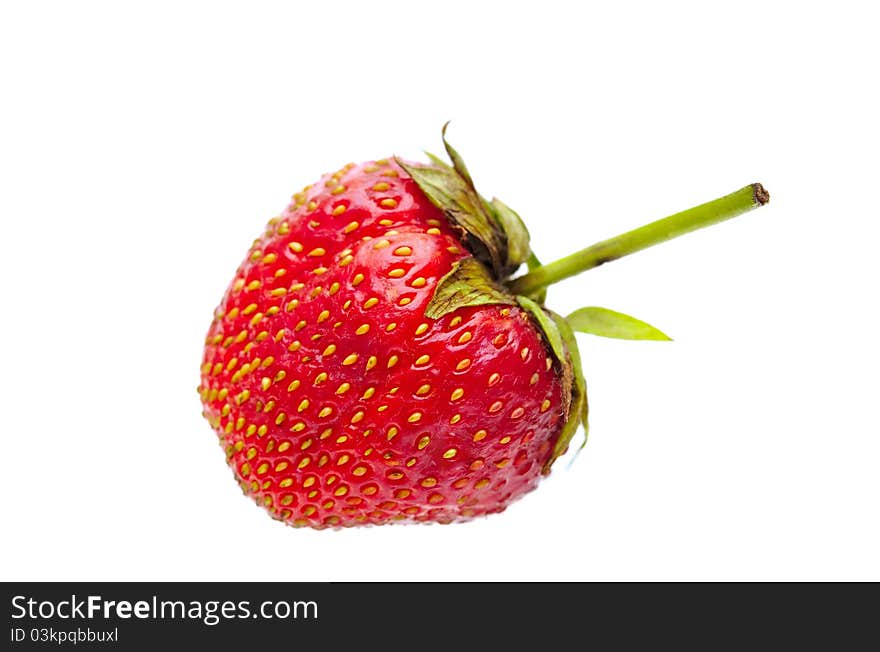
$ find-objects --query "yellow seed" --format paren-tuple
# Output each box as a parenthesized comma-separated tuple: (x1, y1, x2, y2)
(240, 463, 251, 476)
(275, 461, 289, 472)
(352, 466, 368, 476)
(447, 246, 460, 254)
(388, 268, 405, 278)
(426, 227, 441, 235)
(458, 331, 473, 344)
(415, 354, 430, 366)
(288, 242, 303, 253)
(372, 182, 390, 191)
(407, 412, 422, 423)
(386, 322, 397, 332)
(298, 399, 310, 412)
(332, 205, 347, 216)
(313, 372, 328, 385)
(352, 273, 365, 286)
(312, 266, 328, 275)
(318, 407, 333, 418)
(373, 239, 391, 250)
(279, 477, 293, 487)
(398, 297, 411, 306)
(387, 355, 399, 369)
(308, 247, 326, 257)
(415, 323, 429, 336)
(416, 384, 431, 396)
(393, 246, 412, 256)
(256, 463, 269, 475)
(297, 457, 311, 470)
(380, 198, 398, 209)
(246, 447, 257, 460)
(331, 185, 346, 195)
(246, 280, 261, 291)
(261, 377, 271, 390)
(411, 277, 426, 288)
(456, 359, 471, 371)
(336, 382, 350, 394)
(417, 435, 431, 450)
(342, 353, 358, 366)
(361, 387, 375, 399)
(530, 373, 539, 385)
(386, 426, 399, 441)
(421, 477, 437, 488)
(342, 221, 360, 235)
(322, 344, 337, 357)
(363, 297, 379, 309)
(443, 448, 457, 459)
(269, 287, 287, 297)
(355, 324, 370, 335)
(379, 219, 393, 226)
(365, 355, 377, 371)
(473, 429, 488, 442)
(500, 436, 512, 444)
(317, 310, 330, 323)
(475, 479, 490, 489)
(488, 372, 501, 386)
(306, 201, 318, 211)
(242, 303, 258, 315)
(449, 414, 461, 424)
(262, 252, 277, 264)
(511, 407, 525, 419)
(520, 347, 530, 360)
(489, 401, 503, 413)
(350, 410, 364, 424)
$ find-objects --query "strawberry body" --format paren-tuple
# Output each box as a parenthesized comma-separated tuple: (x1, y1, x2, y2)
(199, 159, 567, 528)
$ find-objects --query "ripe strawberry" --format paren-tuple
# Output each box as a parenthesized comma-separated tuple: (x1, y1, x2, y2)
(199, 126, 769, 528)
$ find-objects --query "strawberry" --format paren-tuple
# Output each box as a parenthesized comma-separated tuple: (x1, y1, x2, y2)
(199, 125, 769, 528)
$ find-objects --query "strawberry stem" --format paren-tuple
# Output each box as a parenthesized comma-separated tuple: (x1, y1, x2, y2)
(508, 183, 770, 296)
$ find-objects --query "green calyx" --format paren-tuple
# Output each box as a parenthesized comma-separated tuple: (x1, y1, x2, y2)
(399, 124, 770, 470)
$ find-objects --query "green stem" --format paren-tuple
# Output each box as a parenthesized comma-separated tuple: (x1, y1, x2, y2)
(508, 183, 770, 296)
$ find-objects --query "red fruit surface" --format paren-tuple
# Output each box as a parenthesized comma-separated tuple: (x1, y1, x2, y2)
(199, 159, 567, 528)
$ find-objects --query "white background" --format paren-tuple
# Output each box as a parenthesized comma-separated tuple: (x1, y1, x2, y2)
(2, 1, 878, 581)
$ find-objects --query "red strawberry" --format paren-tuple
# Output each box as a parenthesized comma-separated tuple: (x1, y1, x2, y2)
(199, 126, 769, 528)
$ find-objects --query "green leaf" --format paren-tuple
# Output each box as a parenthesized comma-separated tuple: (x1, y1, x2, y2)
(565, 307, 672, 341)
(547, 312, 589, 471)
(423, 151, 450, 170)
(396, 125, 532, 280)
(516, 296, 566, 367)
(424, 257, 515, 320)
(441, 121, 475, 189)
(525, 252, 547, 304)
(395, 157, 508, 278)
(488, 197, 531, 270)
